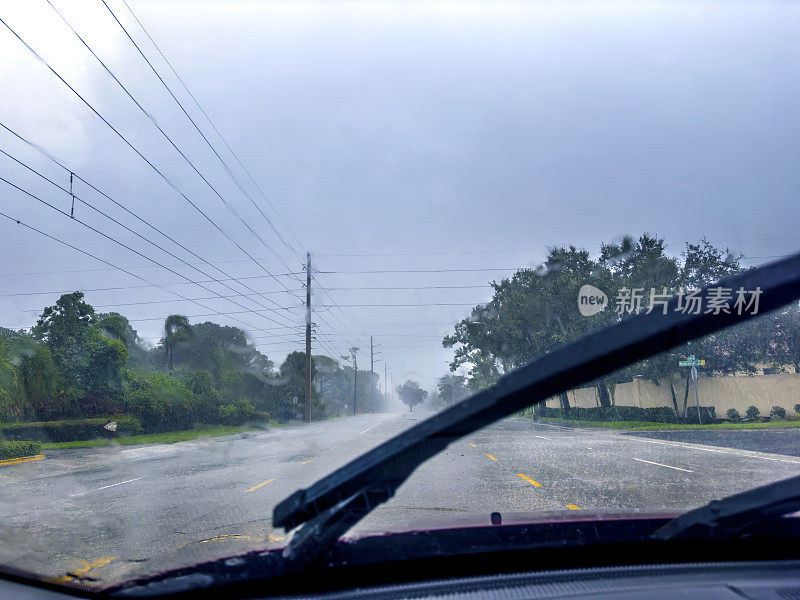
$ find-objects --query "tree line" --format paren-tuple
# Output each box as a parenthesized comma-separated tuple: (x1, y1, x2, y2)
(441, 235, 800, 417)
(0, 292, 385, 430)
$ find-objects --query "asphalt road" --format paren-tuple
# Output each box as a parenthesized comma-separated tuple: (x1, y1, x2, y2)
(2, 412, 800, 585)
(626, 428, 800, 457)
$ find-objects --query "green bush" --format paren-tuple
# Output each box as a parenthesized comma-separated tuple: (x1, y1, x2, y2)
(216, 400, 266, 426)
(746, 405, 761, 420)
(543, 406, 679, 423)
(795, 403, 800, 415)
(125, 372, 195, 432)
(0, 416, 140, 442)
(726, 408, 741, 422)
(770, 406, 787, 419)
(0, 440, 42, 460)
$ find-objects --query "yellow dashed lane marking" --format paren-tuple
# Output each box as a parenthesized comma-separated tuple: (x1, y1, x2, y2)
(56, 556, 117, 583)
(517, 473, 542, 487)
(267, 531, 286, 543)
(566, 505, 581, 510)
(484, 453, 498, 461)
(245, 478, 275, 493)
(469, 443, 477, 448)
(301, 457, 316, 465)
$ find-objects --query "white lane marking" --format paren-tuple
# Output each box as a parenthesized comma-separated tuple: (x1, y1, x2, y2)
(543, 422, 800, 465)
(98, 477, 143, 490)
(358, 427, 374, 435)
(260, 442, 278, 448)
(632, 458, 693, 473)
(632, 437, 728, 453)
(535, 435, 551, 440)
(70, 477, 143, 497)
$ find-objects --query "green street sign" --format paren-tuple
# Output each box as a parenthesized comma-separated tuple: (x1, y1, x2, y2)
(678, 355, 705, 367)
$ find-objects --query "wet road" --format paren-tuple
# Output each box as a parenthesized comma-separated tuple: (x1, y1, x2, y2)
(1, 412, 799, 585)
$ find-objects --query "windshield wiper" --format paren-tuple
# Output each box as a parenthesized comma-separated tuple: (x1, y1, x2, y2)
(273, 252, 800, 564)
(652, 473, 800, 541)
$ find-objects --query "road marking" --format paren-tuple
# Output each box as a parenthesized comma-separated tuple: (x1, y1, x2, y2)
(245, 478, 275, 493)
(484, 453, 498, 461)
(0, 453, 45, 466)
(517, 473, 542, 487)
(260, 442, 278, 448)
(267, 532, 286, 543)
(301, 457, 316, 464)
(72, 477, 143, 495)
(535, 435, 551, 440)
(56, 556, 117, 583)
(633, 438, 728, 453)
(565, 505, 581, 510)
(358, 426, 374, 435)
(98, 477, 143, 490)
(632, 458, 693, 472)
(329, 446, 336, 451)
(469, 443, 477, 448)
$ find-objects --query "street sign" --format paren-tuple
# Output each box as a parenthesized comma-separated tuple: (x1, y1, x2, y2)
(678, 354, 705, 367)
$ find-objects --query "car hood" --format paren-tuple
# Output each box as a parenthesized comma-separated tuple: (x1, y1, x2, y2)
(67, 508, 681, 590)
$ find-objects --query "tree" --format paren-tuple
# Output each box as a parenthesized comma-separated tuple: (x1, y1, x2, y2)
(436, 374, 469, 407)
(163, 315, 192, 372)
(32, 292, 95, 352)
(443, 234, 762, 416)
(397, 380, 427, 412)
(278, 351, 317, 420)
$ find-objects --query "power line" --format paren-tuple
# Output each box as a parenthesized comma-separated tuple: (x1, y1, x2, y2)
(0, 210, 297, 342)
(316, 267, 528, 274)
(0, 145, 299, 328)
(91, 0, 298, 259)
(47, 0, 304, 293)
(0, 16, 300, 304)
(115, 0, 305, 255)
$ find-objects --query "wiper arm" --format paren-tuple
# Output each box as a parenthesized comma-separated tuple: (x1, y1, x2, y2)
(273, 252, 800, 564)
(652, 473, 800, 541)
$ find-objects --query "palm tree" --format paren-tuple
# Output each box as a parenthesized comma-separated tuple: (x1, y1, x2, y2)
(164, 314, 192, 372)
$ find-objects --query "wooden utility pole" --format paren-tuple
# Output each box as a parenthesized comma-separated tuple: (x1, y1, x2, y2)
(370, 336, 374, 412)
(350, 347, 359, 415)
(304, 252, 311, 423)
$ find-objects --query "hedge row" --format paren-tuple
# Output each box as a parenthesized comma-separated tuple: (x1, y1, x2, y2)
(0, 440, 42, 460)
(543, 405, 716, 423)
(0, 416, 141, 442)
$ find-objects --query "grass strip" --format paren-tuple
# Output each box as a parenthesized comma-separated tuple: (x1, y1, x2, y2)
(40, 425, 259, 449)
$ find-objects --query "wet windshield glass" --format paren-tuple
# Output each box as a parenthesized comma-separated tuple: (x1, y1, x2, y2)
(1, 0, 799, 587)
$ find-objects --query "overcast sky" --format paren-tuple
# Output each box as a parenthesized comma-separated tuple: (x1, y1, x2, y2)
(1, 0, 799, 389)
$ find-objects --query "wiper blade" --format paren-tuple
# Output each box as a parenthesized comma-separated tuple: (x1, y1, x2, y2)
(652, 473, 800, 541)
(273, 251, 800, 563)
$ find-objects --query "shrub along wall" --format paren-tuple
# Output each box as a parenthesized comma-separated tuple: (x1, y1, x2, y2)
(542, 406, 716, 423)
(0, 440, 42, 460)
(0, 416, 141, 442)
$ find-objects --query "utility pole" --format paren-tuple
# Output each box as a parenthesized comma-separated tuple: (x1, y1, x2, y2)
(69, 172, 75, 218)
(370, 336, 374, 413)
(304, 252, 311, 423)
(349, 346, 359, 415)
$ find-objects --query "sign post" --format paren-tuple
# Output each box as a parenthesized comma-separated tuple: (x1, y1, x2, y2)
(678, 356, 705, 424)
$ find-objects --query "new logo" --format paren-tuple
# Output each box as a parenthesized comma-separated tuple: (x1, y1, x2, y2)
(578, 284, 608, 316)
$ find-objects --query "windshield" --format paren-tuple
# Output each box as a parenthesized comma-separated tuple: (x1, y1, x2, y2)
(1, 0, 800, 588)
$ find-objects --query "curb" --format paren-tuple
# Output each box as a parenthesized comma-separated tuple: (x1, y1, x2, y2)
(0, 453, 45, 467)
